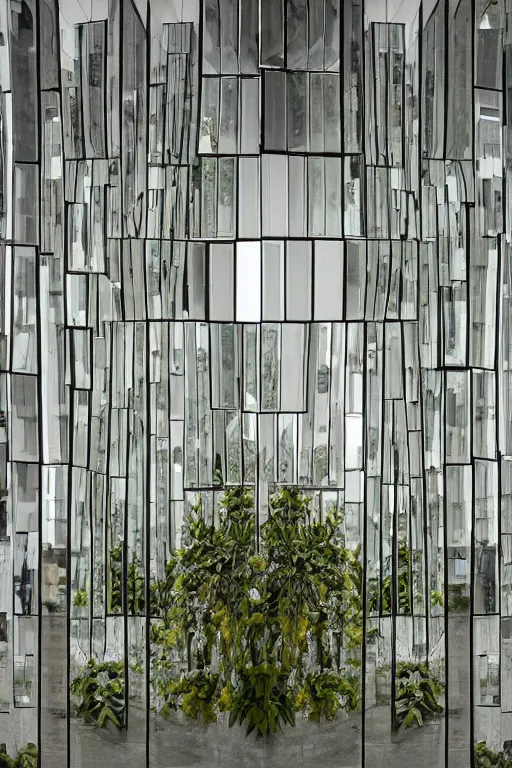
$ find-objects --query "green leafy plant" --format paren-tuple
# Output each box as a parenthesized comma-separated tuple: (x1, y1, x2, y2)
(262, 488, 364, 668)
(109, 544, 145, 615)
(149, 486, 364, 736)
(0, 743, 38, 768)
(475, 741, 512, 768)
(109, 544, 124, 613)
(430, 590, 444, 607)
(162, 669, 219, 724)
(227, 663, 296, 737)
(99, 486, 445, 738)
(394, 662, 444, 729)
(71, 658, 125, 729)
(73, 588, 88, 607)
(295, 671, 358, 723)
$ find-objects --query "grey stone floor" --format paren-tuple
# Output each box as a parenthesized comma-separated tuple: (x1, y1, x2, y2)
(37, 705, 447, 768)
(38, 615, 471, 767)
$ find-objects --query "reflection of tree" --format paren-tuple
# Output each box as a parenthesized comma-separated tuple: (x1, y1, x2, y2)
(217, 159, 234, 209)
(17, 557, 33, 615)
(278, 421, 294, 480)
(368, 540, 413, 615)
(262, 326, 279, 410)
(227, 433, 241, 484)
(220, 326, 235, 406)
(243, 438, 256, 483)
(201, 159, 216, 237)
(109, 544, 145, 615)
(476, 542, 496, 614)
(313, 444, 328, 483)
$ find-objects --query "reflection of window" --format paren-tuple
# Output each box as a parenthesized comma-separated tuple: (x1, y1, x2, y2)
(455, 558, 467, 578)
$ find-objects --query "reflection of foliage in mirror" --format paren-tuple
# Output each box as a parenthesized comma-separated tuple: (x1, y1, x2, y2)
(109, 544, 145, 615)
(368, 544, 444, 615)
(430, 589, 444, 607)
(447, 584, 470, 612)
(0, 743, 38, 768)
(295, 671, 359, 723)
(394, 662, 444, 729)
(73, 588, 88, 607)
(368, 539, 412, 614)
(42, 599, 60, 613)
(227, 663, 296, 736)
(475, 741, 512, 768)
(163, 670, 219, 723)
(71, 659, 125, 729)
(150, 485, 257, 697)
(149, 486, 363, 736)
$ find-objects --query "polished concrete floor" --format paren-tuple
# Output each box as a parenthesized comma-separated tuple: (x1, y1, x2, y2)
(37, 704, 448, 768)
(38, 616, 471, 768)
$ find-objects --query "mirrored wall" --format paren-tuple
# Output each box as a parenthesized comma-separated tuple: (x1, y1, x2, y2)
(0, 0, 508, 766)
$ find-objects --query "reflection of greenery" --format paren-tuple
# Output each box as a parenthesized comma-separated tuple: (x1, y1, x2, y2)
(201, 158, 216, 237)
(430, 590, 444, 607)
(109, 544, 145, 615)
(296, 671, 358, 723)
(475, 741, 512, 768)
(368, 540, 412, 614)
(71, 659, 125, 729)
(150, 486, 364, 736)
(227, 663, 295, 736)
(395, 662, 444, 729)
(90, 488, 446, 736)
(313, 445, 328, 482)
(447, 584, 470, 613)
(164, 669, 219, 724)
(42, 600, 60, 613)
(368, 545, 444, 615)
(73, 588, 88, 607)
(0, 743, 38, 768)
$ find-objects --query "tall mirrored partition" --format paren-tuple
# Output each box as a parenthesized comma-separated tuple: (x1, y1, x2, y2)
(1, 0, 512, 766)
